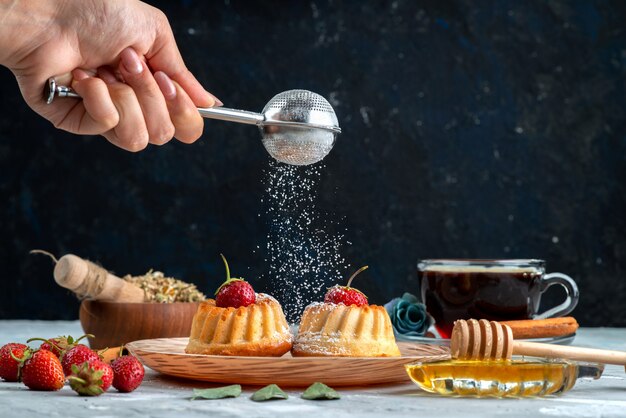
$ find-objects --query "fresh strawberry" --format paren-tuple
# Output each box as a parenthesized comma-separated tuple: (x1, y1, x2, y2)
(27, 334, 92, 358)
(39, 338, 65, 357)
(19, 349, 65, 391)
(68, 360, 113, 396)
(324, 265, 369, 306)
(62, 344, 100, 376)
(215, 254, 256, 308)
(0, 343, 28, 382)
(111, 355, 144, 393)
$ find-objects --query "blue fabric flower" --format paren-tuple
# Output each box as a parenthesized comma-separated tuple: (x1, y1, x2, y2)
(384, 293, 433, 337)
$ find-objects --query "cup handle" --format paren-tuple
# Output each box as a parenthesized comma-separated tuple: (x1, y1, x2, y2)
(535, 272, 580, 319)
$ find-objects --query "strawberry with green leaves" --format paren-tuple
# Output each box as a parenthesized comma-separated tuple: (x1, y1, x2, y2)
(324, 266, 370, 307)
(27, 334, 92, 358)
(12, 348, 65, 391)
(0, 343, 28, 382)
(68, 359, 113, 396)
(215, 254, 256, 308)
(62, 344, 100, 376)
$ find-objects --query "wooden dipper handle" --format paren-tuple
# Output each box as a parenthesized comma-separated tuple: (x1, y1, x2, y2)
(512, 340, 626, 365)
(451, 319, 626, 366)
(54, 254, 145, 302)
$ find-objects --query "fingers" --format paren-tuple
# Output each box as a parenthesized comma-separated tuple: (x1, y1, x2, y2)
(57, 38, 214, 151)
(69, 64, 205, 150)
(67, 69, 119, 135)
(118, 48, 175, 145)
(96, 67, 149, 152)
(114, 47, 208, 146)
(69, 68, 149, 151)
(154, 71, 204, 143)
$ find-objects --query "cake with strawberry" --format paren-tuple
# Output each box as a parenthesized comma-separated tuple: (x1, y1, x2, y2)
(185, 255, 292, 356)
(292, 266, 401, 357)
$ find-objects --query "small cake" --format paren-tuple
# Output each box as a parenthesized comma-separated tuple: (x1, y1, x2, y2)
(292, 266, 401, 357)
(185, 294, 292, 356)
(185, 255, 292, 356)
(293, 302, 401, 357)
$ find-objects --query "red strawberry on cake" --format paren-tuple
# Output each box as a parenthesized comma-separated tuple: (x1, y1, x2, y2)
(324, 265, 370, 306)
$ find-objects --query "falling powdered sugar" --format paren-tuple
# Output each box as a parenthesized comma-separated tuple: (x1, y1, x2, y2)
(259, 160, 350, 323)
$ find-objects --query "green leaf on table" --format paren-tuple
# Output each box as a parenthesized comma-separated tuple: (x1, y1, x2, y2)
(191, 385, 242, 400)
(250, 384, 288, 402)
(301, 382, 341, 400)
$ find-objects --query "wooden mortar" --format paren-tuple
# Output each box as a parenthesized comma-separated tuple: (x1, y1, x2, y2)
(79, 300, 200, 349)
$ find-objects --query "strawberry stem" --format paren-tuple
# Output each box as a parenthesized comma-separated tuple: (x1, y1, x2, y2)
(74, 334, 94, 345)
(346, 265, 369, 288)
(26, 337, 63, 353)
(9, 349, 26, 363)
(9, 348, 30, 382)
(214, 254, 244, 296)
(221, 253, 231, 282)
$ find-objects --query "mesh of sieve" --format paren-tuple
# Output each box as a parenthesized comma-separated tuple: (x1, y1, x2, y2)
(260, 90, 339, 166)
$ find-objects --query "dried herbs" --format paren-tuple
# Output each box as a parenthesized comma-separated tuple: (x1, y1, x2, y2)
(123, 270, 206, 303)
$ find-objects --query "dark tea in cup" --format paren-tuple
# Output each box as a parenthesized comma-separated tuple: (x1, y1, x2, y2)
(418, 259, 579, 338)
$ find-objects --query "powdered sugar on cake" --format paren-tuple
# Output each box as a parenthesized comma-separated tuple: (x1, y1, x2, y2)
(292, 302, 401, 357)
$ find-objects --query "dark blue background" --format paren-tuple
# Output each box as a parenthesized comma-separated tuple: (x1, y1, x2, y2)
(1, 1, 625, 324)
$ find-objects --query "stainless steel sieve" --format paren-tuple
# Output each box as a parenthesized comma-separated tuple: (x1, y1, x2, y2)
(45, 78, 340, 165)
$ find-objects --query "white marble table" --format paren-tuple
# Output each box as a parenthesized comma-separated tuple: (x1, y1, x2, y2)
(1, 320, 625, 418)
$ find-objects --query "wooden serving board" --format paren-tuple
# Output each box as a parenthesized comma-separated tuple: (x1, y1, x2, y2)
(126, 338, 450, 387)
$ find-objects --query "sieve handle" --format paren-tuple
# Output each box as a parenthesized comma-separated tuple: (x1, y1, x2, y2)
(197, 107, 264, 125)
(44, 78, 265, 125)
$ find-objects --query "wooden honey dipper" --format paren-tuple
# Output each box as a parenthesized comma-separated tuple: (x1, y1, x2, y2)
(32, 251, 145, 303)
(450, 319, 626, 365)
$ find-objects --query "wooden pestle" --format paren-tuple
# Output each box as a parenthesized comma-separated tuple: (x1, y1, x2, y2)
(451, 319, 626, 366)
(53, 254, 145, 302)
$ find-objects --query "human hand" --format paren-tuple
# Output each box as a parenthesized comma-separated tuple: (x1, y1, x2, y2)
(0, 0, 220, 151)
